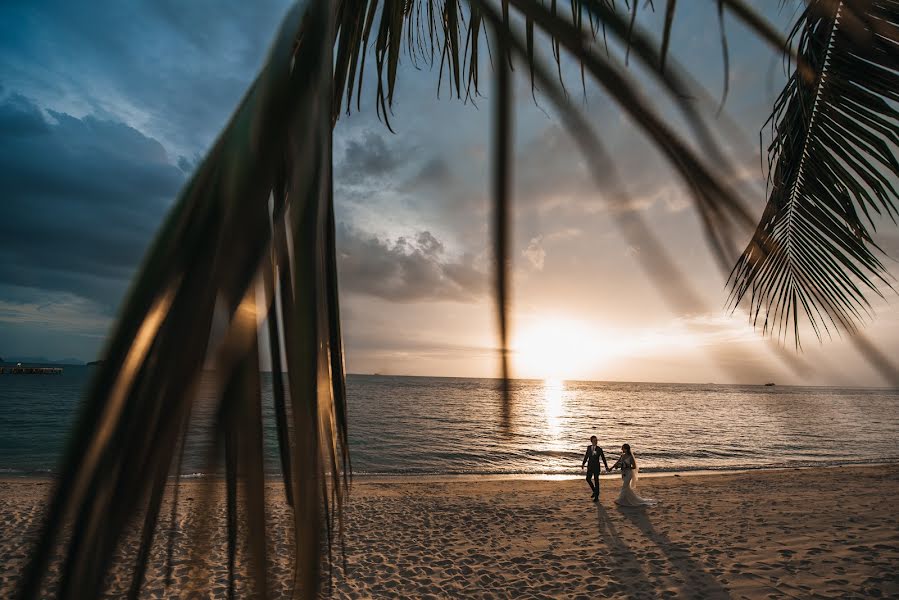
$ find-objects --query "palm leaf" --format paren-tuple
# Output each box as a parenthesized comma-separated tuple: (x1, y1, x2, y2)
(491, 20, 514, 425)
(17, 2, 347, 598)
(728, 0, 899, 347)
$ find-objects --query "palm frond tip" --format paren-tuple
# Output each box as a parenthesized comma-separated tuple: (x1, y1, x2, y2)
(728, 0, 899, 346)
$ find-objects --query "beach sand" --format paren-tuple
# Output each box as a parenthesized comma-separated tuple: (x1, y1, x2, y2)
(1, 465, 898, 598)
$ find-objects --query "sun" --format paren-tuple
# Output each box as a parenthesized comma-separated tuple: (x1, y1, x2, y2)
(512, 317, 600, 380)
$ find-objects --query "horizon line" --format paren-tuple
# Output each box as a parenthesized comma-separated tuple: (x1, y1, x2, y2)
(4, 360, 895, 390)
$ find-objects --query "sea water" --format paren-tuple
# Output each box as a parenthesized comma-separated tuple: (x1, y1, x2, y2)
(1, 368, 897, 477)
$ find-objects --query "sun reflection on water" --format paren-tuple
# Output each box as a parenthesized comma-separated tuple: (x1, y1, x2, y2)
(543, 378, 565, 442)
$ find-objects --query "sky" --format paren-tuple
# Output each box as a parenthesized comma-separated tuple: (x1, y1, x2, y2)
(0, 1, 897, 385)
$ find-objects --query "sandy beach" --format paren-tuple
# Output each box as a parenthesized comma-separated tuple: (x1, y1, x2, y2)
(1, 465, 898, 598)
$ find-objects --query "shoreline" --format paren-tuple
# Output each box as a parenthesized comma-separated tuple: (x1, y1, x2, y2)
(345, 460, 896, 483)
(3, 459, 897, 484)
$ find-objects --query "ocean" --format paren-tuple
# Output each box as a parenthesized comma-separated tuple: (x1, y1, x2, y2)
(1, 367, 898, 477)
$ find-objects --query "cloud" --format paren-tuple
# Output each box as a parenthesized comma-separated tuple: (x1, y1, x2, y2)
(0, 93, 48, 136)
(177, 153, 202, 174)
(345, 329, 491, 358)
(0, 286, 110, 334)
(670, 312, 763, 346)
(337, 226, 486, 302)
(0, 0, 295, 157)
(523, 236, 546, 270)
(512, 121, 725, 225)
(340, 130, 399, 182)
(0, 93, 183, 313)
(402, 156, 453, 190)
(522, 228, 582, 271)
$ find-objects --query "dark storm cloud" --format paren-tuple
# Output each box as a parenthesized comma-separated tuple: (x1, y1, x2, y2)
(0, 0, 294, 156)
(337, 226, 485, 302)
(0, 93, 48, 135)
(0, 93, 184, 312)
(402, 157, 453, 190)
(177, 154, 202, 174)
(340, 131, 400, 181)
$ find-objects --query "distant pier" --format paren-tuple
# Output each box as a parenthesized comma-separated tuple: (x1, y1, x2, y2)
(0, 366, 63, 375)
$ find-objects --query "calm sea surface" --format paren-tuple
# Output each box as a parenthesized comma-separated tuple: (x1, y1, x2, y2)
(1, 368, 898, 476)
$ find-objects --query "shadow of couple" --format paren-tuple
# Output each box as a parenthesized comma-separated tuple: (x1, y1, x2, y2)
(596, 503, 731, 599)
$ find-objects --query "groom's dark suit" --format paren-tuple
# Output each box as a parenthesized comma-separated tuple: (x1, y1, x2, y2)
(582, 444, 608, 498)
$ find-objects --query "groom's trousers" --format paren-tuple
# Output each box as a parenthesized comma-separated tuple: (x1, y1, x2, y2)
(586, 468, 600, 496)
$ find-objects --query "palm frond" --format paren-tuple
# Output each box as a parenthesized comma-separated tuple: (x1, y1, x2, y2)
(728, 0, 899, 347)
(18, 2, 347, 598)
(491, 21, 514, 425)
(660, 0, 676, 71)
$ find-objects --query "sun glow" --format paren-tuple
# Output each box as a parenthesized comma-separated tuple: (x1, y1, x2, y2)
(512, 317, 603, 380)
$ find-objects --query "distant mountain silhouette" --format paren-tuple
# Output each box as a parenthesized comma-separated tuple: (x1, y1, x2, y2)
(4, 356, 85, 366)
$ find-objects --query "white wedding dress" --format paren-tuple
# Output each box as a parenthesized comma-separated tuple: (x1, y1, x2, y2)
(614, 454, 656, 507)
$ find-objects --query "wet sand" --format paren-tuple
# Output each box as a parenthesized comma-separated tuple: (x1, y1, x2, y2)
(1, 465, 898, 598)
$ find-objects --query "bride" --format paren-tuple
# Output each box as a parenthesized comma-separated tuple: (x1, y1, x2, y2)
(610, 444, 656, 507)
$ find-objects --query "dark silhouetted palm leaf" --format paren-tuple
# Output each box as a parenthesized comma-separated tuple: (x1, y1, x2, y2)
(728, 0, 899, 347)
(18, 3, 346, 598)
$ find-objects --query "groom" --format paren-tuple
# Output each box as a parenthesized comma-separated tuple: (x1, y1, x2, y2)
(581, 435, 609, 502)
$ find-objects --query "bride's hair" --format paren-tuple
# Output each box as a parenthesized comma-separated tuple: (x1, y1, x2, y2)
(622, 443, 638, 471)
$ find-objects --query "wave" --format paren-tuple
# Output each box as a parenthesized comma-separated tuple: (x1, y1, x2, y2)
(0, 467, 54, 476)
(347, 457, 899, 477)
(3, 457, 898, 480)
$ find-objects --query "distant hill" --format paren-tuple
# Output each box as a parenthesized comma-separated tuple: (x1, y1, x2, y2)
(4, 356, 85, 366)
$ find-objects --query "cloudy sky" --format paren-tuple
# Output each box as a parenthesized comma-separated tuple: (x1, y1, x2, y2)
(1, 1, 897, 385)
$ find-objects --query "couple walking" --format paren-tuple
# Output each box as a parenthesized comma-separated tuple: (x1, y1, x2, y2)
(581, 435, 655, 507)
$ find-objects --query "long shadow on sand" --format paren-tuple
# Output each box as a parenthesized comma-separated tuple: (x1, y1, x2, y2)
(616, 505, 732, 599)
(595, 504, 655, 597)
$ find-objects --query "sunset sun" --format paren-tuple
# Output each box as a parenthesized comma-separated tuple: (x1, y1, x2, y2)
(513, 318, 600, 380)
